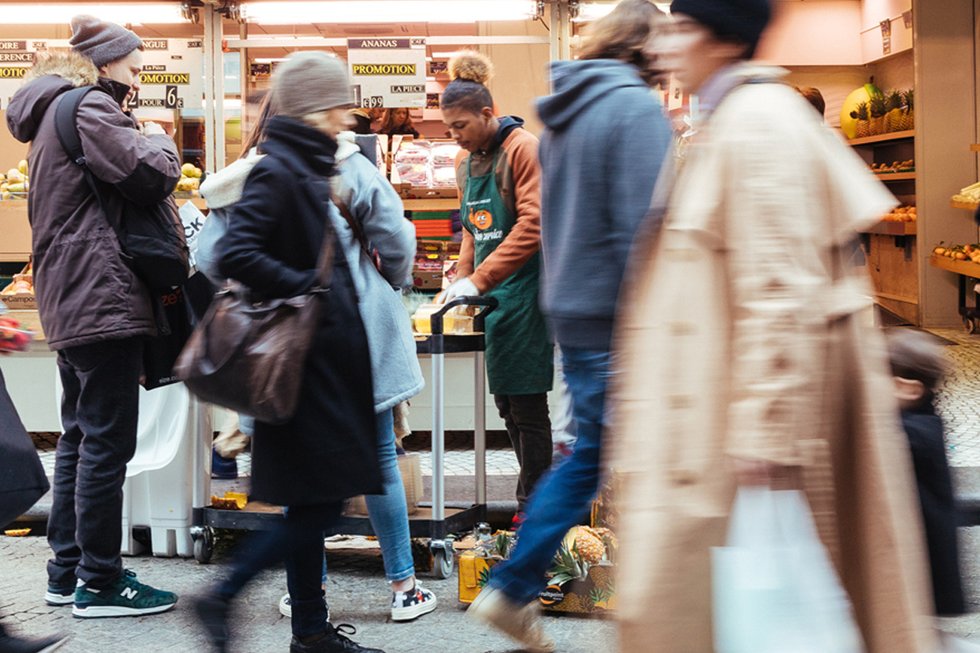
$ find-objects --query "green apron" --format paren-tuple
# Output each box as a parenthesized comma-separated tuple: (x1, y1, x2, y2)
(461, 150, 553, 395)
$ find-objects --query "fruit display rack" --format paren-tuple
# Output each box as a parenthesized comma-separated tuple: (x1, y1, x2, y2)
(850, 129, 918, 324)
(929, 255, 980, 333)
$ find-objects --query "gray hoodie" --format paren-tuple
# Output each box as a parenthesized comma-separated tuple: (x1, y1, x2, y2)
(537, 59, 671, 351)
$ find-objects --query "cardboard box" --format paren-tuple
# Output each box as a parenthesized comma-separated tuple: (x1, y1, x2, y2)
(346, 452, 423, 516)
(538, 564, 616, 613)
(6, 309, 44, 341)
(0, 294, 35, 310)
(413, 240, 460, 290)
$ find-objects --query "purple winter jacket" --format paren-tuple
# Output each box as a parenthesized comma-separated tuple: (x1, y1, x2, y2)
(5, 52, 181, 350)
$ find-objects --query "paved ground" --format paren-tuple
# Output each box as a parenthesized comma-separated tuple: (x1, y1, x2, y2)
(0, 534, 612, 652)
(5, 325, 980, 651)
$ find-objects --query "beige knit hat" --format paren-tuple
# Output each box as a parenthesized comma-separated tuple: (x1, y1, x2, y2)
(271, 52, 353, 119)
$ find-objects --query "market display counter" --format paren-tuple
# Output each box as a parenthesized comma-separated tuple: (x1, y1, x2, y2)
(929, 255, 980, 332)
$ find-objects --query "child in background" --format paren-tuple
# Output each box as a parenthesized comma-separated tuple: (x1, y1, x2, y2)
(886, 329, 965, 618)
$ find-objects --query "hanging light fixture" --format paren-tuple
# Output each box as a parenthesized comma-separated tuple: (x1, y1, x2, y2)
(0, 3, 190, 25)
(242, 1, 541, 25)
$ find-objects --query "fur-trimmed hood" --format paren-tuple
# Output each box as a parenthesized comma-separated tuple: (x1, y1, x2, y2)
(6, 51, 100, 143)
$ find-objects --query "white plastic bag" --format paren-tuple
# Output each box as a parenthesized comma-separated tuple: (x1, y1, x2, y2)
(712, 487, 864, 653)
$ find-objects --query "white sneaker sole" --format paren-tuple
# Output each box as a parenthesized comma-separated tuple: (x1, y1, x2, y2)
(37, 637, 70, 653)
(278, 594, 330, 622)
(72, 601, 177, 618)
(391, 594, 438, 622)
(44, 591, 74, 606)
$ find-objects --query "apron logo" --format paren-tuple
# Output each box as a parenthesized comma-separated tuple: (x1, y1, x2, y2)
(470, 208, 493, 231)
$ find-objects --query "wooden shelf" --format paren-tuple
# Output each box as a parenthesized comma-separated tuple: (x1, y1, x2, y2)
(951, 200, 980, 211)
(860, 221, 916, 235)
(403, 198, 459, 211)
(930, 255, 980, 278)
(848, 130, 915, 146)
(873, 291, 918, 305)
(971, 144, 980, 152)
(873, 172, 916, 182)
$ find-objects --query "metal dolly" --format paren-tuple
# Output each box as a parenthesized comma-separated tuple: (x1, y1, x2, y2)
(190, 295, 497, 580)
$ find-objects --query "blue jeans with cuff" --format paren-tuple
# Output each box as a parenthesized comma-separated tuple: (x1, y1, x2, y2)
(487, 346, 612, 604)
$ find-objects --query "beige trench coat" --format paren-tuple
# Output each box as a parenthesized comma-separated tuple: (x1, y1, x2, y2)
(609, 75, 938, 653)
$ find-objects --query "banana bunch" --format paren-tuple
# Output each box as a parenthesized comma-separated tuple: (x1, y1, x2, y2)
(0, 160, 29, 200)
(953, 181, 980, 205)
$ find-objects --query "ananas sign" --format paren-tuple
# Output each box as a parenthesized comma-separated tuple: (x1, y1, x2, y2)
(347, 37, 426, 109)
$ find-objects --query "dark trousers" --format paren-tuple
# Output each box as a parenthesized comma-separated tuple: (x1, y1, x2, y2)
(47, 338, 142, 589)
(216, 502, 343, 638)
(493, 393, 552, 511)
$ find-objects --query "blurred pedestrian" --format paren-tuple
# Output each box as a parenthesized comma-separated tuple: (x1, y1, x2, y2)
(796, 85, 826, 118)
(467, 3, 672, 651)
(0, 363, 68, 653)
(887, 329, 966, 617)
(347, 107, 375, 135)
(274, 126, 435, 621)
(192, 52, 385, 653)
(608, 1, 939, 651)
(439, 51, 554, 517)
(6, 15, 180, 618)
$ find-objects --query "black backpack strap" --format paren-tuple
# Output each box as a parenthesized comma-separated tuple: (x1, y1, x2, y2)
(54, 86, 100, 167)
(53, 86, 114, 227)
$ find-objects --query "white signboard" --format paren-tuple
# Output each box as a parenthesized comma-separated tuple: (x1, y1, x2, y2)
(132, 39, 204, 110)
(0, 38, 203, 111)
(347, 38, 426, 109)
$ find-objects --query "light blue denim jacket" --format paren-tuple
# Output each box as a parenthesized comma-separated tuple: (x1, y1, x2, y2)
(198, 136, 423, 413)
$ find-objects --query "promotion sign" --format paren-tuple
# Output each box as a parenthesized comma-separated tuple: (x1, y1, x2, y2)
(347, 38, 426, 109)
(0, 40, 38, 109)
(0, 39, 203, 111)
(132, 39, 203, 110)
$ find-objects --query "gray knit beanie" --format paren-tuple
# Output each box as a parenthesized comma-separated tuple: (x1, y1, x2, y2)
(272, 52, 353, 119)
(70, 15, 143, 68)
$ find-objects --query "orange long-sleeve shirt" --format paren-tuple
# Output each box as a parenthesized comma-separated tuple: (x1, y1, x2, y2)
(454, 128, 542, 293)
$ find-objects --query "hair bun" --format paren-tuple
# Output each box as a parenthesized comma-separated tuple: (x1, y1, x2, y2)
(448, 51, 493, 85)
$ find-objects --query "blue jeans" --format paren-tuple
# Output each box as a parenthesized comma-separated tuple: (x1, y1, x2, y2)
(321, 408, 414, 584)
(488, 346, 611, 603)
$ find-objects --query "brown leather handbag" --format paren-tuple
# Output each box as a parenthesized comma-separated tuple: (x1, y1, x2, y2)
(174, 227, 336, 424)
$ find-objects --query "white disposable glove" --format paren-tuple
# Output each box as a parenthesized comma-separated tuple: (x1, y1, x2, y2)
(439, 276, 480, 304)
(141, 121, 166, 136)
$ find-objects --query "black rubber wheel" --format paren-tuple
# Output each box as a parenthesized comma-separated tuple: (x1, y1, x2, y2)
(431, 547, 454, 579)
(193, 527, 214, 564)
(964, 317, 977, 334)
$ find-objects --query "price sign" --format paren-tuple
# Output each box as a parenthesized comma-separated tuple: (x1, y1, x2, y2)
(347, 38, 426, 109)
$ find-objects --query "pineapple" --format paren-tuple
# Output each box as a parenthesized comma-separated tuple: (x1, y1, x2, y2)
(574, 526, 606, 565)
(901, 88, 915, 131)
(550, 543, 590, 587)
(885, 89, 904, 133)
(851, 101, 870, 138)
(868, 92, 888, 135)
